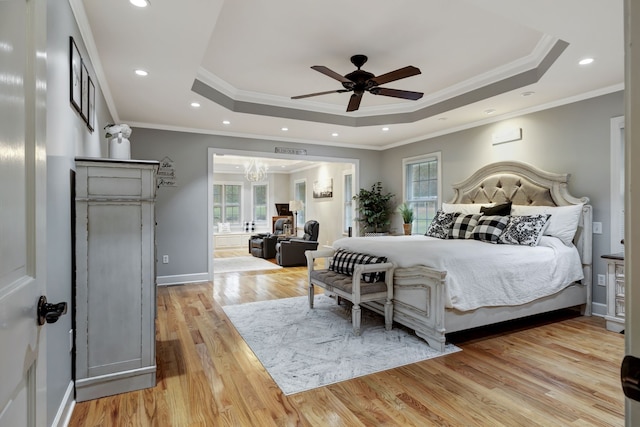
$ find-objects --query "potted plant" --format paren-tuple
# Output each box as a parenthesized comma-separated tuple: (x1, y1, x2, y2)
(353, 182, 395, 235)
(398, 203, 414, 235)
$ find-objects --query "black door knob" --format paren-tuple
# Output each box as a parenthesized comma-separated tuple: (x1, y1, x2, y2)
(37, 296, 68, 325)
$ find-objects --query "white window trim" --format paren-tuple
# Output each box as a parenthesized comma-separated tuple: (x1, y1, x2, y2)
(214, 180, 244, 226)
(611, 116, 625, 253)
(250, 182, 269, 224)
(402, 151, 442, 206)
(294, 178, 307, 228)
(342, 170, 354, 236)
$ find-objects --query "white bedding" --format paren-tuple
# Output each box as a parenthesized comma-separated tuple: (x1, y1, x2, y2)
(331, 235, 584, 312)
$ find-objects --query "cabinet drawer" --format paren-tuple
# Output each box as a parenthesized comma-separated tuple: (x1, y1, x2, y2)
(616, 297, 625, 317)
(616, 280, 625, 298)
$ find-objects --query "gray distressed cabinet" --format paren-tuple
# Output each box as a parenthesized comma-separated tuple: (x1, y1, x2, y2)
(74, 158, 159, 402)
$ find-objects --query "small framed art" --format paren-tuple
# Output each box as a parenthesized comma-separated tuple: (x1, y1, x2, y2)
(80, 60, 89, 120)
(87, 77, 95, 131)
(69, 37, 82, 112)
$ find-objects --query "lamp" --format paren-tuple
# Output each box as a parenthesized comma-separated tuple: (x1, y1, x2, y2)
(244, 159, 268, 182)
(289, 199, 304, 233)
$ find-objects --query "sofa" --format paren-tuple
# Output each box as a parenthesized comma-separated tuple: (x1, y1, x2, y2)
(275, 220, 319, 267)
(249, 218, 291, 259)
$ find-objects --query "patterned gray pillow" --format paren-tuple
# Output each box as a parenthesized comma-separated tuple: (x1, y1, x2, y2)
(426, 211, 459, 239)
(499, 214, 551, 246)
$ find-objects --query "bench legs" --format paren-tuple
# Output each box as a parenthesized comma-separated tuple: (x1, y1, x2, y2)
(309, 283, 315, 308)
(384, 300, 393, 331)
(352, 304, 362, 336)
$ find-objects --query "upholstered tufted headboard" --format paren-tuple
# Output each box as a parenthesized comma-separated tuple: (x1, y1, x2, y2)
(448, 161, 592, 296)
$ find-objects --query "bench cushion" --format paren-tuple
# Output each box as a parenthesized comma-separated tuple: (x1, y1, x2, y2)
(329, 249, 387, 283)
(310, 270, 388, 294)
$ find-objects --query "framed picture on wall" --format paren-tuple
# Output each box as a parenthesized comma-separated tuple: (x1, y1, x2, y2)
(69, 37, 82, 112)
(87, 77, 95, 132)
(80, 60, 89, 121)
(313, 178, 333, 199)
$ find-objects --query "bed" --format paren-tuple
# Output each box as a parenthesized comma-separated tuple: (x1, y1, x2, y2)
(332, 161, 592, 351)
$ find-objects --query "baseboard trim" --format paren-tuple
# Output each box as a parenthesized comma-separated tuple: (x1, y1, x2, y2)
(590, 302, 606, 317)
(51, 380, 75, 427)
(156, 272, 209, 286)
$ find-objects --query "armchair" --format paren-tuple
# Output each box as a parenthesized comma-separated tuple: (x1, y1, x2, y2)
(275, 220, 320, 267)
(249, 218, 292, 259)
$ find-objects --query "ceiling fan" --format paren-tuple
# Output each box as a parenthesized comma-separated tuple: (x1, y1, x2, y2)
(291, 54, 424, 112)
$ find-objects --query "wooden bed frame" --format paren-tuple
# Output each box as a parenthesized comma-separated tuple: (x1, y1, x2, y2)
(363, 160, 592, 352)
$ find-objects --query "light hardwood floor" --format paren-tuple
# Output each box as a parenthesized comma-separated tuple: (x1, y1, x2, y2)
(69, 249, 625, 426)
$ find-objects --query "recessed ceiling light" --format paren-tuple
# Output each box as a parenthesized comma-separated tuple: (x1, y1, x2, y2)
(222, 120, 230, 125)
(579, 57, 594, 66)
(134, 69, 148, 76)
(484, 109, 496, 115)
(521, 91, 535, 97)
(331, 132, 339, 137)
(190, 102, 200, 108)
(438, 117, 448, 121)
(382, 127, 389, 132)
(281, 127, 288, 131)
(130, 0, 149, 7)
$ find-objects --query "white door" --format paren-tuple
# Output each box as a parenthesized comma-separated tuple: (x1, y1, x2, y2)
(0, 0, 48, 426)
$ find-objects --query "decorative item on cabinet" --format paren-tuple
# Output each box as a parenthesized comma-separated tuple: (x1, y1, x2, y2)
(74, 158, 159, 401)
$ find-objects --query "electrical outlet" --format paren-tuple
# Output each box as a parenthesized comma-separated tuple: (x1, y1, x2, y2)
(597, 274, 606, 286)
(162, 255, 169, 264)
(593, 222, 603, 234)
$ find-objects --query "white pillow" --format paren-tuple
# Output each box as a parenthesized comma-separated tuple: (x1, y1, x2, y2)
(510, 204, 583, 246)
(441, 202, 495, 214)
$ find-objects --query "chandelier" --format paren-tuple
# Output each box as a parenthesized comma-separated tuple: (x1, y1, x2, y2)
(244, 159, 268, 182)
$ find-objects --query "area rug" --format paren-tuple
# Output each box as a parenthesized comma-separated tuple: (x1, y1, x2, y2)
(222, 295, 460, 395)
(213, 256, 282, 273)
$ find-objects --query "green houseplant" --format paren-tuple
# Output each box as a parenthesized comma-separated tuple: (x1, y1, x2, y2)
(353, 182, 395, 235)
(398, 203, 414, 235)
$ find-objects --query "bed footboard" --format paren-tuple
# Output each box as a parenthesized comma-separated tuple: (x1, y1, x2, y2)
(364, 266, 447, 352)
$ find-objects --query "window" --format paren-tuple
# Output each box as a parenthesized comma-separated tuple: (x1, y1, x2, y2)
(213, 183, 242, 225)
(343, 172, 353, 234)
(611, 116, 625, 253)
(252, 183, 268, 224)
(403, 152, 441, 235)
(294, 180, 306, 227)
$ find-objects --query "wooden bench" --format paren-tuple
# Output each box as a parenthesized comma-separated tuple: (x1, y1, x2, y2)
(305, 248, 395, 335)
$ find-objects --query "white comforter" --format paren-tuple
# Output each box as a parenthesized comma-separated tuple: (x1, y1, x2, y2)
(331, 235, 584, 312)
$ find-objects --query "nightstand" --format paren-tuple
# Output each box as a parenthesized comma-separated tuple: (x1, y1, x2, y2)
(602, 252, 625, 332)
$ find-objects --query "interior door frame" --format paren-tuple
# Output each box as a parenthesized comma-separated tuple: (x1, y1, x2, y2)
(207, 147, 359, 281)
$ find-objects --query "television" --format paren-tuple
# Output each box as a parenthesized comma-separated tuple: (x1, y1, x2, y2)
(275, 203, 292, 216)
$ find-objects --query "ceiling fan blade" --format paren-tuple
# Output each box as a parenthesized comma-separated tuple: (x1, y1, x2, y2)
(291, 89, 349, 100)
(373, 87, 424, 100)
(311, 65, 353, 84)
(369, 66, 421, 86)
(346, 93, 362, 112)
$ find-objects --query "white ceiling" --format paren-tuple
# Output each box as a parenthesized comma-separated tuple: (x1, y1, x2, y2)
(74, 0, 623, 152)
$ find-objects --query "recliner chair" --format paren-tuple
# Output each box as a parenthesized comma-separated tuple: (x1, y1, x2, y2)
(275, 220, 320, 267)
(249, 218, 291, 259)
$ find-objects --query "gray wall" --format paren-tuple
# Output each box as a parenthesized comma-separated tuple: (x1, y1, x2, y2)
(381, 91, 624, 308)
(131, 128, 380, 278)
(46, 0, 113, 423)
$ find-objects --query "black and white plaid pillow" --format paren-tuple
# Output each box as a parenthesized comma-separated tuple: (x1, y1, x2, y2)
(426, 210, 459, 239)
(499, 214, 551, 246)
(329, 249, 388, 283)
(471, 215, 510, 243)
(448, 214, 481, 239)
